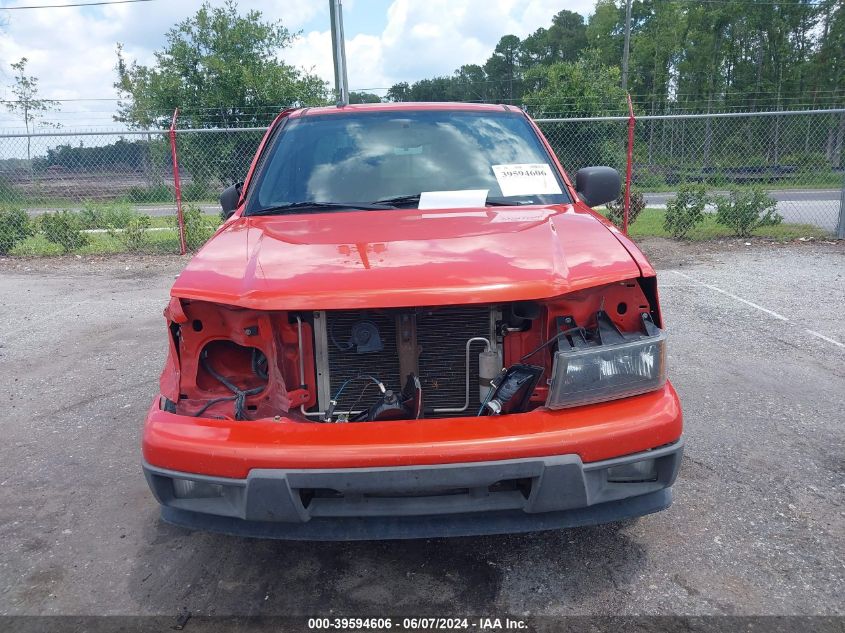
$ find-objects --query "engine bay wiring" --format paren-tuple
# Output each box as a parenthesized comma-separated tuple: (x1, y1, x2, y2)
(190, 348, 267, 420)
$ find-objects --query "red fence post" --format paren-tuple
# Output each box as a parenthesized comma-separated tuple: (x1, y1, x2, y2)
(624, 93, 635, 236)
(169, 108, 187, 256)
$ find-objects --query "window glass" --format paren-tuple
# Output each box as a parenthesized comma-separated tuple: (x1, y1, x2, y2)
(247, 110, 570, 212)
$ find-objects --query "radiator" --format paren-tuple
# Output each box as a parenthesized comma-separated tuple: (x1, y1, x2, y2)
(323, 306, 493, 416)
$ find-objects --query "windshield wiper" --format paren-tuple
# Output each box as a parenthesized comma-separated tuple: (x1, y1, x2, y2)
(373, 194, 531, 208)
(372, 194, 421, 207)
(249, 201, 394, 216)
(485, 196, 533, 206)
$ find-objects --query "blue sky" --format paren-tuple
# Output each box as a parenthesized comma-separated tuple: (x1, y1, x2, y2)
(0, 0, 596, 130)
(342, 0, 392, 39)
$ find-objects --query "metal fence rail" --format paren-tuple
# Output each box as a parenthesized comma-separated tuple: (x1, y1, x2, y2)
(0, 109, 843, 257)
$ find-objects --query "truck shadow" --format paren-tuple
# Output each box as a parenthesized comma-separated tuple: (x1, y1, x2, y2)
(128, 510, 647, 616)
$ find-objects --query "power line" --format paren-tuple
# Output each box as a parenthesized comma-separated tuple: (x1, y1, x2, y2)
(0, 98, 120, 103)
(1, 0, 155, 10)
(672, 0, 825, 4)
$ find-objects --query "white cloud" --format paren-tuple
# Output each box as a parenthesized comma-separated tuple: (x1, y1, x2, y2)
(286, 0, 596, 94)
(0, 0, 595, 128)
(0, 0, 321, 129)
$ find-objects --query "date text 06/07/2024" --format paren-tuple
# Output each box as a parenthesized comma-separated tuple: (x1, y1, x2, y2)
(306, 616, 529, 630)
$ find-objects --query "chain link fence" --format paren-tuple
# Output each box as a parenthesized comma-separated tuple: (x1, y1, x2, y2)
(537, 109, 845, 239)
(1, 109, 843, 257)
(0, 127, 264, 256)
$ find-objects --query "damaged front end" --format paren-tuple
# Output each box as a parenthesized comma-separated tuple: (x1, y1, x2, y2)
(158, 275, 666, 424)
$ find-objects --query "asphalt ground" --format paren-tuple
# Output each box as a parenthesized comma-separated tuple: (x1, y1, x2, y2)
(0, 239, 843, 620)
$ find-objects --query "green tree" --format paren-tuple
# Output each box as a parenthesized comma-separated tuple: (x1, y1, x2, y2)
(114, 1, 329, 186)
(520, 10, 588, 66)
(453, 64, 487, 101)
(4, 57, 61, 164)
(386, 82, 411, 102)
(349, 91, 382, 104)
(484, 35, 523, 102)
(523, 51, 628, 170)
(386, 66, 489, 104)
(407, 77, 456, 101)
(115, 1, 328, 129)
(627, 1, 686, 114)
(810, 0, 845, 166)
(379, 0, 840, 120)
(522, 50, 626, 117)
(586, 0, 624, 69)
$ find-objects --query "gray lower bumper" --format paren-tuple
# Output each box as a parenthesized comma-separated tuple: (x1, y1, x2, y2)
(144, 439, 683, 540)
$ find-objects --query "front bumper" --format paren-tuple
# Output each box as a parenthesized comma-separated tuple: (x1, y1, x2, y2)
(144, 439, 683, 540)
(143, 383, 683, 477)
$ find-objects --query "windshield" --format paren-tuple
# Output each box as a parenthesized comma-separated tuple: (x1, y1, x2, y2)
(246, 109, 571, 214)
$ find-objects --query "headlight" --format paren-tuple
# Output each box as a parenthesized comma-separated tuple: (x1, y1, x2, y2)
(546, 331, 666, 409)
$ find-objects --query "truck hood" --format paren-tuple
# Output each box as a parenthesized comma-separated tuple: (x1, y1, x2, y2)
(171, 205, 641, 310)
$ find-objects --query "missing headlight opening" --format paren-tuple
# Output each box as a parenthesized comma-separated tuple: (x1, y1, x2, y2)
(193, 341, 268, 420)
(161, 278, 663, 424)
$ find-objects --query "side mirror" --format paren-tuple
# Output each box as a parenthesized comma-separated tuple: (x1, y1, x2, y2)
(575, 167, 621, 207)
(220, 182, 243, 219)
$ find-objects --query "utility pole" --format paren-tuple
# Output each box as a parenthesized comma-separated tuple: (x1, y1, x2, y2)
(621, 0, 632, 91)
(329, 0, 350, 106)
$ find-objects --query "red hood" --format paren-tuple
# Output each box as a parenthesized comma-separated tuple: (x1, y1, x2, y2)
(171, 205, 642, 310)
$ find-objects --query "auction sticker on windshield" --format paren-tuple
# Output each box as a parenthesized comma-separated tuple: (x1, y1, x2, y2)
(492, 163, 563, 197)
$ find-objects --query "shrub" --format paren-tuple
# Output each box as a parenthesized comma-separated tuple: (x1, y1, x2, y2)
(40, 210, 89, 252)
(714, 186, 782, 238)
(0, 207, 34, 255)
(109, 214, 152, 252)
(101, 201, 136, 229)
(77, 203, 102, 230)
(663, 183, 708, 239)
(79, 200, 137, 230)
(123, 184, 172, 203)
(179, 205, 216, 251)
(605, 187, 645, 228)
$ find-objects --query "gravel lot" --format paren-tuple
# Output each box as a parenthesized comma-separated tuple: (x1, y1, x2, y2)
(0, 239, 843, 620)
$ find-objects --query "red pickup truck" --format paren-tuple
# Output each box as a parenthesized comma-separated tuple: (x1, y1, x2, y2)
(142, 102, 683, 539)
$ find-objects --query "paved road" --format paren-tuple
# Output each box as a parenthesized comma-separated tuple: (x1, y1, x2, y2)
(0, 243, 843, 621)
(642, 188, 842, 205)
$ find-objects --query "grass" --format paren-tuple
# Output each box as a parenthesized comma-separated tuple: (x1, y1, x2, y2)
(10, 228, 186, 256)
(147, 213, 220, 229)
(8, 213, 222, 256)
(608, 207, 830, 241)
